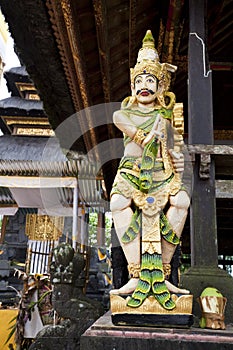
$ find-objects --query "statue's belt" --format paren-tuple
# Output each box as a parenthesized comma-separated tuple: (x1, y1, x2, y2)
(119, 157, 173, 182)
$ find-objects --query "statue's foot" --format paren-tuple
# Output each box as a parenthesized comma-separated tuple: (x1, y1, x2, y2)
(110, 278, 190, 296)
(165, 280, 190, 294)
(110, 278, 139, 295)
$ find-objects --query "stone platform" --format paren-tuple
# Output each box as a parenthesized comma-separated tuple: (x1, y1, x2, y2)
(80, 311, 233, 350)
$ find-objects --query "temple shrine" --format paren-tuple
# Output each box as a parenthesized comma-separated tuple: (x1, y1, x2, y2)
(0, 1, 232, 349)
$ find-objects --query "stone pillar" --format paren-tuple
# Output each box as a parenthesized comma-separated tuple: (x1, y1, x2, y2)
(181, 0, 233, 324)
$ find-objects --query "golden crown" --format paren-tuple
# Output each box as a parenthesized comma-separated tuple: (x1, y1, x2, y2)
(130, 30, 177, 84)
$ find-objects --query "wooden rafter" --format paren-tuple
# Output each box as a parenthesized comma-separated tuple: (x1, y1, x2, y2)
(160, 0, 185, 64)
(91, 0, 123, 191)
(93, 0, 111, 103)
(129, 0, 137, 68)
(92, 0, 120, 148)
(211, 29, 233, 55)
(46, 0, 84, 111)
(60, 0, 92, 108)
(45, 0, 98, 154)
(208, 0, 226, 46)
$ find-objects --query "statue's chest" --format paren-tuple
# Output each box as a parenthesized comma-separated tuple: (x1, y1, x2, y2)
(128, 113, 155, 127)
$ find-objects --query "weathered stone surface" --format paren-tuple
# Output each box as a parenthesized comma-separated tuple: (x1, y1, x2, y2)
(188, 145, 233, 155)
(29, 315, 101, 350)
(216, 180, 233, 198)
(81, 312, 233, 350)
(112, 313, 193, 328)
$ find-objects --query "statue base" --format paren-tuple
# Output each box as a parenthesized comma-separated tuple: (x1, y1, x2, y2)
(110, 294, 193, 328)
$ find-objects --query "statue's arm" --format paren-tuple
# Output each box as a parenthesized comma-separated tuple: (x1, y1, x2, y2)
(113, 110, 164, 147)
(113, 110, 138, 139)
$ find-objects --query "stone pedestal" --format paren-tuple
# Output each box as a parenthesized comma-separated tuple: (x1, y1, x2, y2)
(80, 312, 233, 350)
(110, 294, 193, 328)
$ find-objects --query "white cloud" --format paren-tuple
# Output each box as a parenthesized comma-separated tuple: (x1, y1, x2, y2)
(4, 36, 20, 70)
(0, 35, 20, 99)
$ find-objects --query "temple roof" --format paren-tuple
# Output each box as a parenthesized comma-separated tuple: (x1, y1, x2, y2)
(4, 66, 31, 97)
(0, 135, 107, 211)
(0, 96, 43, 113)
(0, 0, 232, 196)
(0, 135, 65, 162)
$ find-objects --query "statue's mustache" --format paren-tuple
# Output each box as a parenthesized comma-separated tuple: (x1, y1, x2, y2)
(136, 89, 155, 95)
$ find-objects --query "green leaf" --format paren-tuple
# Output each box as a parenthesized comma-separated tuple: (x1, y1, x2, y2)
(4, 317, 17, 346)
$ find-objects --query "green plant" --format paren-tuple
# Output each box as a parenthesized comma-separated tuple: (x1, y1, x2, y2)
(88, 211, 112, 248)
(4, 314, 17, 347)
(4, 289, 52, 348)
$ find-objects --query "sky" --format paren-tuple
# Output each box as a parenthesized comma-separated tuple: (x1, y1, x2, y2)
(0, 35, 20, 99)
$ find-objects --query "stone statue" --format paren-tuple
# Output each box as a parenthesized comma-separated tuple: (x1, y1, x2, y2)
(28, 243, 104, 350)
(199, 287, 227, 330)
(50, 242, 74, 284)
(110, 30, 190, 312)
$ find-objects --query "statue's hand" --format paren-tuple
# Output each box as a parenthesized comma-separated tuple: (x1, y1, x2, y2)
(142, 115, 163, 147)
(169, 149, 184, 172)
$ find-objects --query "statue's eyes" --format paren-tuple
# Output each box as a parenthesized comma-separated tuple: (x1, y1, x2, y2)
(135, 78, 142, 84)
(147, 78, 155, 83)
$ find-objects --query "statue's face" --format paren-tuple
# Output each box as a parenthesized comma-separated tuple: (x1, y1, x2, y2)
(132, 74, 158, 106)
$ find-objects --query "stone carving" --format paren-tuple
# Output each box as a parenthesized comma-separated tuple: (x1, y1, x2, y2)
(28, 243, 104, 350)
(199, 287, 227, 330)
(110, 30, 192, 325)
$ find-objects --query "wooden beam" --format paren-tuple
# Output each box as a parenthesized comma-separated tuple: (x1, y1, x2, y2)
(209, 4, 233, 52)
(97, 212, 105, 247)
(92, 0, 121, 185)
(213, 31, 233, 56)
(129, 0, 137, 68)
(188, 0, 218, 267)
(61, 1, 93, 109)
(0, 216, 8, 244)
(46, 0, 98, 155)
(208, 0, 225, 45)
(93, 0, 112, 102)
(46, 0, 84, 111)
(210, 62, 233, 71)
(161, 0, 185, 64)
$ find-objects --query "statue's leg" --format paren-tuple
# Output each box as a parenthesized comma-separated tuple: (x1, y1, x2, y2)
(162, 190, 190, 294)
(110, 193, 140, 294)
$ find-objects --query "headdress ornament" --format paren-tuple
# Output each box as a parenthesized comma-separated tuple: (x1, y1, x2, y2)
(130, 30, 177, 85)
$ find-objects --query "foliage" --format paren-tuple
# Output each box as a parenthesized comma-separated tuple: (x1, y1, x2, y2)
(4, 289, 52, 348)
(4, 315, 17, 347)
(88, 211, 112, 248)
